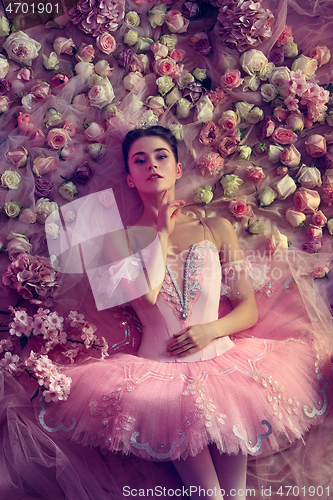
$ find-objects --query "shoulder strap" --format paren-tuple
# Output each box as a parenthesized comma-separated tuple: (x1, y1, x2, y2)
(199, 218, 217, 248)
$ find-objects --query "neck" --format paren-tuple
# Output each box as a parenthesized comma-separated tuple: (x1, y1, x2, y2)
(137, 188, 176, 227)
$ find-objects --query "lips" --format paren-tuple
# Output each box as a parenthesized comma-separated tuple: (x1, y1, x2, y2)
(147, 173, 162, 180)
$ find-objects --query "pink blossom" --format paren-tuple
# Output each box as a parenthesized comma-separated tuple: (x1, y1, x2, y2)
(195, 152, 224, 176)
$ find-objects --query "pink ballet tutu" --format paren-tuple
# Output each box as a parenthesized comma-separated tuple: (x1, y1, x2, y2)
(36, 334, 331, 461)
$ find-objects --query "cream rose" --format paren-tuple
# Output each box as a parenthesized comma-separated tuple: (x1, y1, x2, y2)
(123, 72, 144, 93)
(75, 61, 94, 76)
(44, 108, 62, 128)
(88, 78, 115, 109)
(35, 198, 59, 224)
(283, 39, 298, 58)
(4, 201, 20, 218)
(129, 54, 149, 74)
(45, 222, 60, 240)
(125, 11, 140, 27)
(42, 52, 59, 71)
(247, 107, 264, 124)
(123, 30, 139, 47)
(84, 122, 105, 142)
(3, 31, 41, 65)
(291, 54, 318, 79)
(169, 124, 184, 142)
(151, 42, 169, 60)
(146, 95, 165, 116)
(94, 60, 113, 78)
(6, 235, 32, 261)
(275, 175, 297, 200)
(327, 219, 333, 235)
(259, 62, 275, 81)
(53, 37, 75, 56)
(220, 174, 244, 196)
(193, 185, 214, 204)
(258, 186, 277, 207)
(285, 208, 306, 228)
(261, 83, 278, 102)
(269, 67, 291, 95)
(296, 164, 322, 189)
(268, 144, 284, 163)
(86, 143, 106, 161)
(266, 229, 289, 255)
(234, 101, 254, 121)
(176, 98, 192, 119)
(196, 96, 214, 123)
(240, 49, 268, 75)
(1, 169, 21, 189)
(59, 181, 78, 202)
(238, 145, 252, 161)
(177, 72, 194, 89)
(165, 88, 182, 107)
(0, 55, 9, 78)
(0, 17, 10, 37)
(160, 34, 177, 52)
(243, 75, 260, 92)
(286, 112, 304, 132)
(148, 3, 167, 28)
(156, 76, 174, 95)
(193, 68, 207, 81)
(310, 44, 331, 67)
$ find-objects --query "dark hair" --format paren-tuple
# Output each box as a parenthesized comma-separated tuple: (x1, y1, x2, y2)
(122, 126, 179, 173)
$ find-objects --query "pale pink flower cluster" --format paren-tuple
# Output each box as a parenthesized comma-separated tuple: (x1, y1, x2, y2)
(8, 307, 33, 337)
(69, 0, 125, 36)
(0, 352, 20, 374)
(286, 71, 329, 123)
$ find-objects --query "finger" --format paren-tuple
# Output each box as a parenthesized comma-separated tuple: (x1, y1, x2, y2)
(173, 328, 189, 338)
(167, 335, 190, 351)
(170, 345, 197, 357)
(159, 190, 168, 209)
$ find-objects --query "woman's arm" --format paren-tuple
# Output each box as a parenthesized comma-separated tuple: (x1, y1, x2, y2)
(167, 217, 258, 358)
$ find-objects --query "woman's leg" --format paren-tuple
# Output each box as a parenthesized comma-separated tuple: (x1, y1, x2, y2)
(172, 446, 224, 499)
(209, 445, 247, 500)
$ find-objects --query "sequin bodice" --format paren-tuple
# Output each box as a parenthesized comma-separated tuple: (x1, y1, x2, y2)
(132, 240, 234, 362)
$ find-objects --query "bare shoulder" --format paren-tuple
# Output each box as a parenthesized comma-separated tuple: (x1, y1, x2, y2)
(203, 216, 241, 256)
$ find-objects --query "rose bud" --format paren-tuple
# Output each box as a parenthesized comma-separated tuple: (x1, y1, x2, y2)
(30, 129, 46, 147)
(73, 161, 93, 184)
(6, 146, 28, 167)
(33, 155, 57, 177)
(285, 208, 306, 228)
(51, 74, 69, 88)
(307, 224, 323, 239)
(86, 143, 106, 161)
(58, 181, 78, 201)
(305, 134, 327, 157)
(17, 112, 35, 135)
(312, 211, 327, 227)
(31, 80, 51, 101)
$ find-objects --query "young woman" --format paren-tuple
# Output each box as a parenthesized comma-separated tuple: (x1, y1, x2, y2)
(34, 125, 333, 499)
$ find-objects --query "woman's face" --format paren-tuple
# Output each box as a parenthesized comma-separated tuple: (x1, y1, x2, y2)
(126, 136, 182, 194)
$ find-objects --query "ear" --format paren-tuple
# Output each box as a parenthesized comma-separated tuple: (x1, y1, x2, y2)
(176, 162, 182, 180)
(126, 173, 135, 188)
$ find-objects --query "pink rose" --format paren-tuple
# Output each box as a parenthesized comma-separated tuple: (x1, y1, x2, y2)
(271, 126, 297, 145)
(220, 70, 242, 90)
(273, 106, 289, 122)
(129, 54, 149, 74)
(75, 43, 95, 63)
(151, 42, 168, 60)
(59, 146, 75, 160)
(313, 265, 330, 278)
(84, 122, 105, 142)
(199, 121, 220, 146)
(96, 32, 116, 55)
(53, 37, 75, 56)
(72, 93, 90, 111)
(62, 121, 78, 137)
(17, 67, 33, 81)
(286, 112, 304, 132)
(218, 135, 240, 157)
(218, 110, 240, 132)
(312, 211, 327, 227)
(47, 128, 70, 150)
(51, 74, 69, 88)
(247, 166, 265, 182)
(280, 144, 301, 168)
(307, 224, 322, 239)
(153, 57, 176, 76)
(31, 80, 51, 101)
(276, 25, 293, 47)
(0, 95, 11, 114)
(304, 116, 313, 129)
(6, 237, 32, 261)
(19, 208, 36, 224)
(257, 116, 275, 141)
(6, 146, 28, 167)
(33, 155, 58, 176)
(293, 187, 321, 212)
(310, 44, 331, 67)
(165, 10, 189, 33)
(170, 49, 186, 62)
(324, 169, 333, 187)
(195, 152, 224, 176)
(228, 198, 254, 219)
(17, 112, 35, 135)
(30, 129, 46, 147)
(305, 134, 327, 158)
(98, 190, 115, 208)
(276, 165, 289, 176)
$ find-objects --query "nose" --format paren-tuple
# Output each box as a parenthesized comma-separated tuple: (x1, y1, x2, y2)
(147, 157, 157, 170)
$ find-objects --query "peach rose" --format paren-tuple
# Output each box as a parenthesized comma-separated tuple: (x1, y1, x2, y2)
(273, 106, 289, 122)
(312, 211, 327, 227)
(307, 224, 322, 239)
(151, 42, 168, 60)
(75, 43, 95, 62)
(31, 80, 51, 101)
(247, 166, 265, 182)
(218, 110, 240, 132)
(33, 155, 57, 176)
(266, 229, 289, 255)
(293, 187, 321, 212)
(271, 126, 297, 145)
(286, 112, 304, 132)
(285, 208, 306, 228)
(310, 44, 331, 67)
(153, 57, 176, 76)
(165, 10, 189, 33)
(305, 134, 327, 157)
(291, 54, 317, 79)
(96, 32, 116, 55)
(220, 70, 242, 90)
(47, 128, 70, 150)
(123, 71, 144, 92)
(280, 144, 301, 168)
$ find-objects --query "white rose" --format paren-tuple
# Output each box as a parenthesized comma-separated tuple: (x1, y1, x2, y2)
(193, 185, 214, 204)
(261, 83, 278, 102)
(0, 17, 10, 37)
(238, 145, 252, 160)
(196, 96, 214, 123)
(44, 108, 62, 128)
(291, 54, 318, 79)
(234, 101, 254, 120)
(0, 95, 11, 114)
(258, 186, 277, 206)
(156, 76, 174, 95)
(220, 174, 244, 195)
(269, 67, 291, 96)
(283, 39, 298, 58)
(123, 72, 144, 93)
(259, 62, 275, 80)
(177, 72, 195, 89)
(86, 143, 106, 161)
(35, 198, 59, 224)
(275, 175, 297, 200)
(243, 75, 260, 91)
(267, 229, 289, 254)
(45, 222, 60, 240)
(88, 78, 115, 109)
(176, 98, 192, 119)
(240, 49, 268, 75)
(169, 124, 184, 142)
(59, 181, 78, 201)
(286, 112, 304, 132)
(148, 3, 166, 28)
(136, 37, 154, 52)
(123, 30, 139, 47)
(324, 169, 333, 187)
(268, 144, 284, 163)
(165, 87, 182, 106)
(0, 55, 9, 78)
(4, 201, 20, 218)
(88, 74, 104, 87)
(3, 31, 41, 65)
(42, 52, 59, 71)
(94, 60, 113, 78)
(75, 61, 94, 76)
(146, 95, 165, 116)
(327, 218, 333, 235)
(125, 11, 140, 27)
(160, 34, 177, 52)
(285, 208, 306, 228)
(1, 169, 21, 189)
(193, 68, 207, 81)
(296, 165, 322, 189)
(247, 107, 264, 124)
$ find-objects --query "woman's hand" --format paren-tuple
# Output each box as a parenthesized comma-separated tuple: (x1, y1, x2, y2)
(166, 323, 219, 358)
(156, 190, 185, 236)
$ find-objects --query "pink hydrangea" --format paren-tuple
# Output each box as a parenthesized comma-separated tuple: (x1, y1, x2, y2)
(199, 121, 220, 146)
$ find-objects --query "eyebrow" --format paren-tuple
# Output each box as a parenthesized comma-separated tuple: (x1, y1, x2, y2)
(131, 147, 170, 159)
